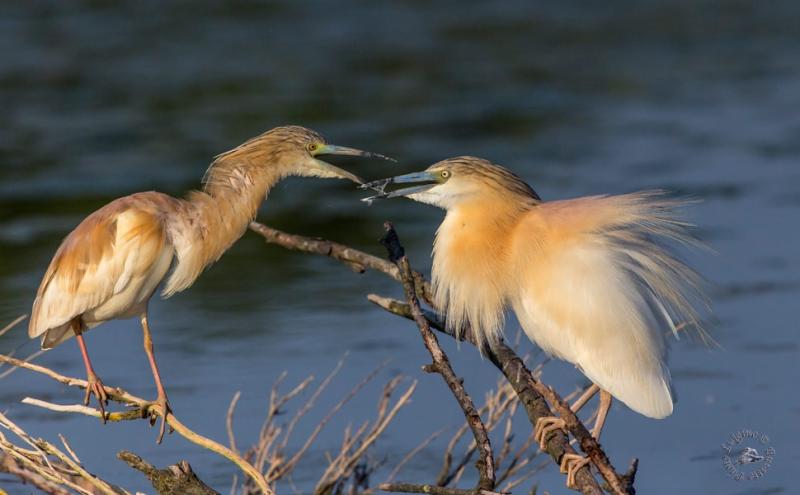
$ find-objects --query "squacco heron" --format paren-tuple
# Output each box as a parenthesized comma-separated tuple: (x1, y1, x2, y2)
(363, 156, 706, 487)
(29, 125, 389, 443)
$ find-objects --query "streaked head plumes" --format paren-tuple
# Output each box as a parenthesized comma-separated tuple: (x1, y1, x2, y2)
(361, 156, 543, 350)
(204, 125, 392, 191)
(362, 156, 540, 209)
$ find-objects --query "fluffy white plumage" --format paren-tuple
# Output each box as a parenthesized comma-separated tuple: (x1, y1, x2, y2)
(401, 157, 708, 419)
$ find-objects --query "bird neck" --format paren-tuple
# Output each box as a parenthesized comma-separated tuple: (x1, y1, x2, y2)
(162, 163, 289, 297)
(196, 165, 285, 260)
(432, 197, 528, 348)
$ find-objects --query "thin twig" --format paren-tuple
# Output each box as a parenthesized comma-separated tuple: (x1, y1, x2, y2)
(267, 360, 384, 482)
(0, 354, 273, 495)
(315, 380, 417, 495)
(0, 453, 72, 495)
(368, 295, 614, 494)
(380, 222, 496, 491)
(248, 223, 613, 494)
(378, 483, 506, 495)
(0, 410, 122, 495)
(250, 222, 433, 304)
(58, 434, 82, 465)
(227, 391, 242, 454)
(385, 427, 446, 483)
(0, 314, 27, 338)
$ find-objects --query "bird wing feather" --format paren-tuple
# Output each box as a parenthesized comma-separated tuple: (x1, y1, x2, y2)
(28, 194, 170, 348)
(510, 192, 707, 418)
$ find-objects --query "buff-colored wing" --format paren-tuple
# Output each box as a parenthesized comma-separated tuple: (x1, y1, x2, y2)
(29, 196, 169, 348)
(511, 192, 706, 418)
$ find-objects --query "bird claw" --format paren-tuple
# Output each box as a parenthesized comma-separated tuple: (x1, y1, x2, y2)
(84, 372, 109, 423)
(560, 453, 592, 489)
(534, 415, 567, 450)
(143, 395, 173, 444)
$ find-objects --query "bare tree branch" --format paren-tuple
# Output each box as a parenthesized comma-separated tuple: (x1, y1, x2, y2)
(0, 452, 73, 495)
(0, 409, 125, 495)
(1, 316, 415, 495)
(249, 222, 433, 303)
(249, 222, 634, 494)
(385, 428, 446, 484)
(368, 295, 631, 495)
(117, 451, 218, 495)
(315, 378, 417, 495)
(378, 482, 506, 495)
(379, 221, 496, 492)
(0, 353, 273, 495)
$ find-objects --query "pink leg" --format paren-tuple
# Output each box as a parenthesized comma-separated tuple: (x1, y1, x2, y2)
(141, 312, 172, 443)
(591, 390, 613, 441)
(73, 318, 108, 422)
(562, 389, 614, 489)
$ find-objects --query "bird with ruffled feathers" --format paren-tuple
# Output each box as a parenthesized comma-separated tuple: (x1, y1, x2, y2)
(363, 156, 709, 487)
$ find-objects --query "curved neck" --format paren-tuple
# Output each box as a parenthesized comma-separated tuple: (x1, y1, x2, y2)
(193, 166, 284, 265)
(162, 164, 287, 296)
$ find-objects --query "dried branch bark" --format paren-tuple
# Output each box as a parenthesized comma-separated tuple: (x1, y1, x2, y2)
(0, 409, 124, 495)
(249, 222, 433, 303)
(117, 451, 218, 495)
(249, 222, 636, 494)
(0, 452, 73, 495)
(378, 482, 505, 495)
(0, 353, 273, 495)
(379, 222, 495, 492)
(368, 296, 625, 495)
(2, 316, 415, 495)
(314, 377, 417, 495)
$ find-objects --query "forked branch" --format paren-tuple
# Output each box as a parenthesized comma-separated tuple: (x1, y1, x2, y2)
(251, 221, 636, 494)
(379, 221, 496, 492)
(0, 353, 273, 495)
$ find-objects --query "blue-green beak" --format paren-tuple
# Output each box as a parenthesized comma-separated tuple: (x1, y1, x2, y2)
(360, 171, 438, 201)
(315, 144, 395, 162)
(310, 144, 395, 185)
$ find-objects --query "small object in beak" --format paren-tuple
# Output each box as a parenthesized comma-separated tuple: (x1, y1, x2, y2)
(359, 177, 394, 193)
(360, 181, 391, 205)
(359, 171, 438, 203)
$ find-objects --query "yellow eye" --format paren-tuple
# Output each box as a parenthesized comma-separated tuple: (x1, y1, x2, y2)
(441, 170, 451, 179)
(307, 143, 318, 152)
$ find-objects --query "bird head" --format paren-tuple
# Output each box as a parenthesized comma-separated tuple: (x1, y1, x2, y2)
(208, 126, 393, 187)
(361, 156, 540, 209)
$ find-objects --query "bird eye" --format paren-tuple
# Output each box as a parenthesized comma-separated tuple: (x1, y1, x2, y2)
(441, 170, 451, 179)
(307, 143, 318, 152)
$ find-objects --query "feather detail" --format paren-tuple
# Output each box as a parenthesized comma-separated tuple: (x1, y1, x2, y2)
(432, 197, 531, 348)
(407, 156, 709, 419)
(29, 192, 174, 348)
(507, 191, 708, 417)
(162, 171, 271, 297)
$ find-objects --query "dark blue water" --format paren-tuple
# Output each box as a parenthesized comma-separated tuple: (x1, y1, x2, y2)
(1, 2, 798, 494)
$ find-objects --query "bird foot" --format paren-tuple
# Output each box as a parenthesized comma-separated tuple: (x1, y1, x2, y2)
(143, 394, 173, 444)
(84, 372, 109, 423)
(534, 415, 567, 450)
(560, 453, 592, 489)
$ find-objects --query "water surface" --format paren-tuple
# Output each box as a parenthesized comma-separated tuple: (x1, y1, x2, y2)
(1, 2, 798, 494)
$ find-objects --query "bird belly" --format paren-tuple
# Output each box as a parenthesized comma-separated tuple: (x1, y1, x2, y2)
(512, 244, 674, 419)
(513, 294, 578, 362)
(83, 245, 174, 324)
